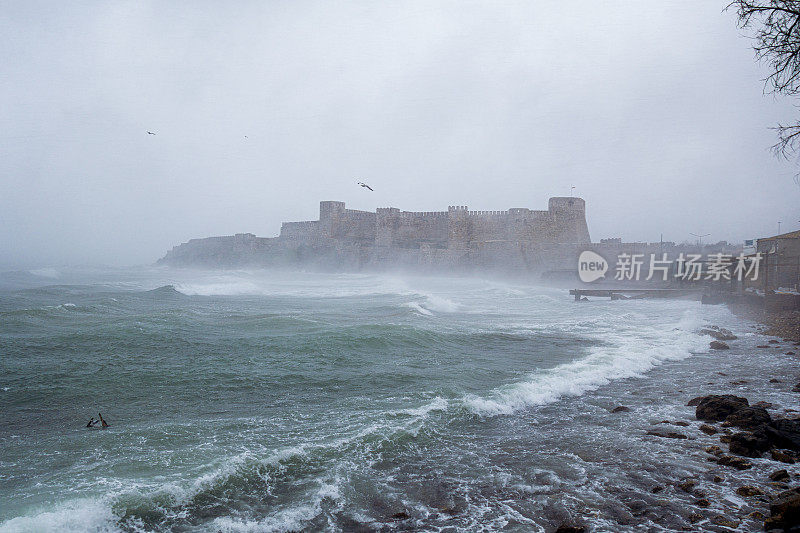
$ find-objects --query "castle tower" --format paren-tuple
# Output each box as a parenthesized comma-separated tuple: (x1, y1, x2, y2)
(319, 201, 345, 238)
(547, 197, 590, 243)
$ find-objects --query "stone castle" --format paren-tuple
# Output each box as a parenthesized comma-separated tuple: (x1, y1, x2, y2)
(157, 197, 746, 278)
(158, 197, 592, 274)
(279, 197, 590, 248)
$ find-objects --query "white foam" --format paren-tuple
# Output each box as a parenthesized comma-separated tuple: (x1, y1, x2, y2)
(209, 478, 342, 533)
(406, 301, 434, 316)
(394, 396, 449, 417)
(170, 272, 411, 299)
(465, 307, 706, 416)
(0, 498, 118, 533)
(28, 268, 60, 279)
(420, 293, 460, 313)
(173, 280, 263, 296)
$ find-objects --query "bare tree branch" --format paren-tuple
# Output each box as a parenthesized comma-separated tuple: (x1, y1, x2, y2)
(728, 1, 800, 158)
(771, 122, 800, 157)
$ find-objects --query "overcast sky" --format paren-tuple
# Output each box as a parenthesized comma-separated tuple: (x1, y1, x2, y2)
(2, 1, 799, 268)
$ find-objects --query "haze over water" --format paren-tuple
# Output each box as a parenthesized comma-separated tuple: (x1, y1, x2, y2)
(1, 267, 793, 532)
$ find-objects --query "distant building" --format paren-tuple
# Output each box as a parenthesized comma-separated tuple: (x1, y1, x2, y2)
(756, 230, 800, 290)
(757, 230, 800, 257)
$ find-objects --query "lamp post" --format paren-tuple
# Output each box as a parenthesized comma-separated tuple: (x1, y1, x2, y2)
(690, 232, 710, 247)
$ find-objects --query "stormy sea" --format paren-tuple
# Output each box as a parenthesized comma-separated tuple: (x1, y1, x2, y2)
(0, 267, 795, 532)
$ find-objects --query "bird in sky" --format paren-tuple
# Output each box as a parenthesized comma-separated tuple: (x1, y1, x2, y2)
(357, 181, 373, 191)
(147, 131, 156, 135)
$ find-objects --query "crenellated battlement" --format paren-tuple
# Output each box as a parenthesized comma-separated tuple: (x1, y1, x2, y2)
(398, 211, 448, 218)
(466, 210, 507, 216)
(276, 198, 591, 247)
(161, 197, 592, 272)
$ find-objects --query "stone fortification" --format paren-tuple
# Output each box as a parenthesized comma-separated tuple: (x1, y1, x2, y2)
(158, 198, 592, 275)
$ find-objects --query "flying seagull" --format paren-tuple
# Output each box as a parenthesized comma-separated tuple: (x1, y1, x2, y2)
(147, 131, 156, 135)
(357, 181, 373, 191)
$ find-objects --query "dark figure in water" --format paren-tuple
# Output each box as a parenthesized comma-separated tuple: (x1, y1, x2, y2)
(86, 417, 97, 428)
(98, 413, 109, 428)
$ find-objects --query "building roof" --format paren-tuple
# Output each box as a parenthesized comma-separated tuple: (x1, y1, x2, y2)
(759, 229, 800, 242)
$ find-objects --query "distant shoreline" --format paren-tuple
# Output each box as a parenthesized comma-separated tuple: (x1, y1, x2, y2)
(728, 302, 800, 342)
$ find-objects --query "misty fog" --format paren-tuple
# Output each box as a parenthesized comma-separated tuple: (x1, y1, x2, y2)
(2, 1, 798, 269)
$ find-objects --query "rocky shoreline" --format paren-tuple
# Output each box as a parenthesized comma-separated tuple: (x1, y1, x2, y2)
(551, 326, 800, 533)
(728, 304, 800, 343)
(643, 329, 800, 531)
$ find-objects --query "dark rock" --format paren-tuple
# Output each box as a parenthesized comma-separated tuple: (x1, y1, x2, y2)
(710, 515, 739, 528)
(391, 511, 409, 520)
(688, 513, 703, 523)
(646, 429, 687, 439)
(677, 480, 696, 492)
(651, 485, 664, 493)
(709, 341, 730, 350)
(770, 378, 783, 383)
(717, 455, 753, 470)
(754, 401, 776, 409)
(749, 510, 766, 520)
(673, 420, 690, 427)
(757, 345, 771, 348)
(554, 526, 585, 533)
(699, 327, 738, 341)
(724, 406, 771, 430)
(695, 395, 749, 422)
(770, 469, 791, 482)
(769, 339, 780, 344)
(728, 431, 770, 458)
(736, 485, 765, 497)
(611, 406, 631, 413)
(700, 424, 718, 435)
(713, 475, 724, 483)
(771, 449, 796, 464)
(766, 419, 800, 450)
(695, 498, 710, 507)
(767, 487, 800, 531)
(793, 383, 800, 393)
(787, 351, 797, 355)
(770, 482, 791, 490)
(705, 445, 724, 456)
(687, 396, 705, 407)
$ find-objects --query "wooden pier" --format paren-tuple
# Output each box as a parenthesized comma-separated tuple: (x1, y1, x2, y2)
(570, 288, 704, 301)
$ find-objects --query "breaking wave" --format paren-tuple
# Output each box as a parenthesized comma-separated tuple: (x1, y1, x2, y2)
(463, 308, 706, 416)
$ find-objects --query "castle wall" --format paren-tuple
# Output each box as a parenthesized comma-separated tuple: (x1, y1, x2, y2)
(377, 208, 449, 248)
(333, 209, 377, 242)
(280, 221, 320, 240)
(163, 197, 592, 273)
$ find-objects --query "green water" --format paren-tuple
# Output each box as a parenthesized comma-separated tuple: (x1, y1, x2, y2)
(1, 267, 768, 532)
